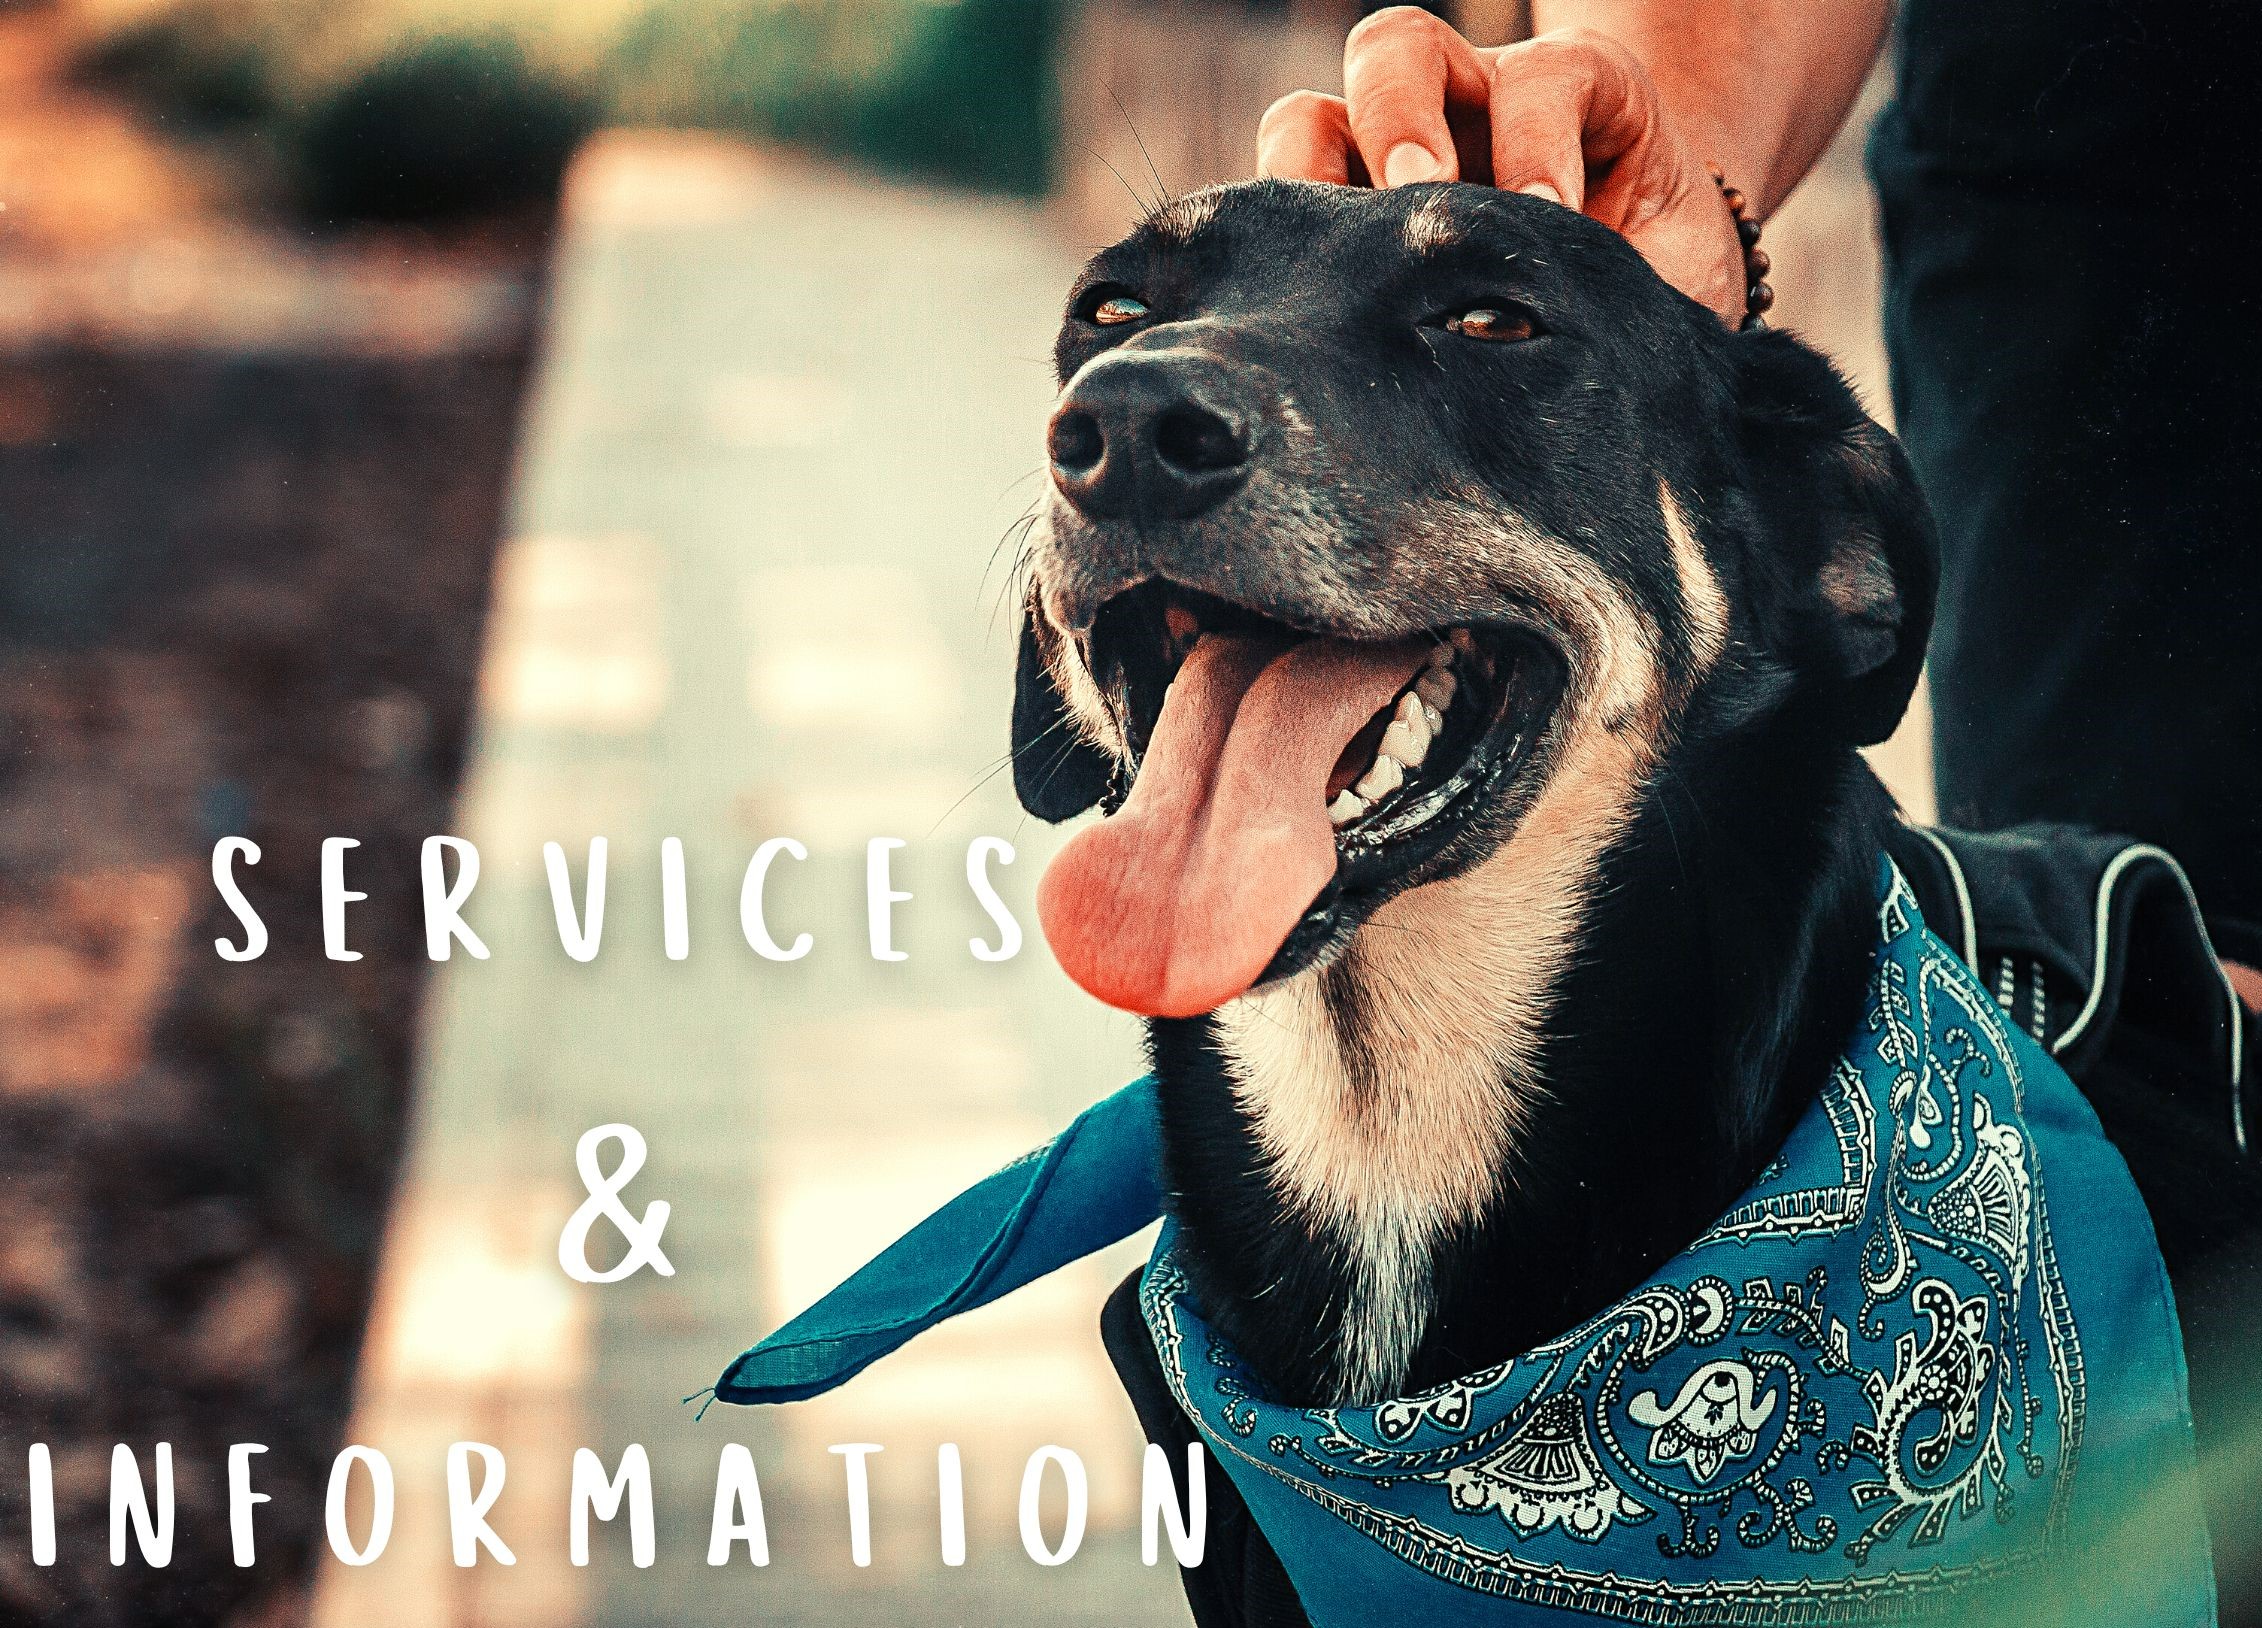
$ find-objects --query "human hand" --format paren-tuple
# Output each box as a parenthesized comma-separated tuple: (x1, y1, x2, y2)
(1257, 12, 1751, 326)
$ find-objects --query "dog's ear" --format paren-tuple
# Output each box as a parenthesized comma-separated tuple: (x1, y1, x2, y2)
(1012, 591, 1115, 821)
(1734, 330, 1939, 746)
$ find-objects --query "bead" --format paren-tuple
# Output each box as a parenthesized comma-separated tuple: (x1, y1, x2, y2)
(1711, 168, 1774, 325)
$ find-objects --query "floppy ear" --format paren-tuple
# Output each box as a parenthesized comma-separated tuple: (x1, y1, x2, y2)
(1011, 591, 1116, 821)
(1734, 330, 1940, 747)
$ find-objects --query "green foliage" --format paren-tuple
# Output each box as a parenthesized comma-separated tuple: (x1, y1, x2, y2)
(608, 0, 1060, 197)
(74, 4, 281, 127)
(866, 0, 1058, 195)
(293, 36, 596, 222)
(73, 0, 1060, 221)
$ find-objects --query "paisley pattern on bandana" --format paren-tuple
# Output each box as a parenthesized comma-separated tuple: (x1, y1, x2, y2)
(1141, 865, 2209, 1625)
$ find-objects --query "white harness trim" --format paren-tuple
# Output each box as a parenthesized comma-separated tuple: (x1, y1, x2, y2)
(1910, 831, 2245, 1157)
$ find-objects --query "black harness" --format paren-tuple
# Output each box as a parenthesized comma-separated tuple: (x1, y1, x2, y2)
(1885, 822, 2250, 1161)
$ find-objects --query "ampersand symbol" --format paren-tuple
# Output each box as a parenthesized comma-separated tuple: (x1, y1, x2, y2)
(558, 1123, 676, 1284)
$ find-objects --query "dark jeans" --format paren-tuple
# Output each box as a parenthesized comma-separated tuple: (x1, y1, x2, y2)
(1871, 0, 2262, 962)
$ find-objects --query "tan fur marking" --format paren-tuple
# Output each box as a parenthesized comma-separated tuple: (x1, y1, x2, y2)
(1402, 195, 1460, 255)
(1661, 483, 1729, 674)
(1215, 535, 1666, 1402)
(1046, 630, 1123, 759)
(1027, 550, 1127, 760)
(1147, 187, 1225, 242)
(1407, 499, 1661, 728)
(1818, 545, 1896, 623)
(1053, 642, 1122, 756)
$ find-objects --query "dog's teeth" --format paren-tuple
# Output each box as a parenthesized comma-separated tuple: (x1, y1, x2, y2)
(1420, 700, 1446, 735)
(1379, 718, 1427, 768)
(1355, 755, 1404, 801)
(1423, 640, 1454, 671)
(1414, 667, 1457, 710)
(1447, 628, 1477, 657)
(1328, 789, 1368, 827)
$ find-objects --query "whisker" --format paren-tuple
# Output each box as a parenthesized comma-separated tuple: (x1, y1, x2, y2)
(980, 505, 1043, 621)
(1023, 726, 1101, 813)
(925, 752, 1022, 837)
(1109, 86, 1170, 207)
(1082, 140, 1155, 218)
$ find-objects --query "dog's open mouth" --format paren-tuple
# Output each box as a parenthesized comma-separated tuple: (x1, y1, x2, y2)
(1036, 583, 1565, 1017)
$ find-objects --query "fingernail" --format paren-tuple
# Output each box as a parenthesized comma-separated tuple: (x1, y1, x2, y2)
(1519, 181, 1564, 207)
(1383, 142, 1441, 188)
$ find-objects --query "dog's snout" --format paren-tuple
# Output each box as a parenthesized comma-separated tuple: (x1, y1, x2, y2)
(1048, 352, 1254, 521)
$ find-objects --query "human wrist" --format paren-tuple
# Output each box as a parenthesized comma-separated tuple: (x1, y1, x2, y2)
(1526, 4, 1785, 214)
(1647, 75, 1781, 218)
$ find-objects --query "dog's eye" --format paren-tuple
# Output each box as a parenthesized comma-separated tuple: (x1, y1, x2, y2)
(1444, 305, 1540, 343)
(1080, 289, 1149, 327)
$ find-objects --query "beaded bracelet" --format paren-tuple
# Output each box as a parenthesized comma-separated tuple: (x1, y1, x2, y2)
(1710, 168, 1773, 330)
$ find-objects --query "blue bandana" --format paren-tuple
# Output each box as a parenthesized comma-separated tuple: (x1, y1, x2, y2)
(716, 864, 2216, 1625)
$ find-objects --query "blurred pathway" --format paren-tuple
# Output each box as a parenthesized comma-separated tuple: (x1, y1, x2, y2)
(315, 133, 1171, 1628)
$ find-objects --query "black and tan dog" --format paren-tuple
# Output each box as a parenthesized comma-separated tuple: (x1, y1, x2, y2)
(1008, 180, 2261, 1625)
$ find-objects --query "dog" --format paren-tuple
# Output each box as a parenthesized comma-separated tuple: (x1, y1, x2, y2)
(1008, 180, 2262, 1625)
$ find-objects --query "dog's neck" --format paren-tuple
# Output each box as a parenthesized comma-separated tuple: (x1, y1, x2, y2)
(1146, 724, 1895, 1406)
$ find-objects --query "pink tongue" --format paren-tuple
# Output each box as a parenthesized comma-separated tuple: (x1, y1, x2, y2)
(1038, 633, 1429, 1017)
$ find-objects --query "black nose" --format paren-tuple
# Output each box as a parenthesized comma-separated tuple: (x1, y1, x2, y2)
(1048, 352, 1254, 520)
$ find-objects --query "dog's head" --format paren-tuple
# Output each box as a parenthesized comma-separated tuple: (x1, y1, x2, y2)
(1015, 181, 1934, 1019)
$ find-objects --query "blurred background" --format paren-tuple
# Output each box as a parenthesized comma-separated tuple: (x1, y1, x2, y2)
(0, 1, 1919, 1623)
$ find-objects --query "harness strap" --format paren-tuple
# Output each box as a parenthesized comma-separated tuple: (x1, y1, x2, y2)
(1887, 821, 2248, 1157)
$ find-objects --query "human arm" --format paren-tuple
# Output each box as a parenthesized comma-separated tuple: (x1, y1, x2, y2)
(1255, 1, 1892, 323)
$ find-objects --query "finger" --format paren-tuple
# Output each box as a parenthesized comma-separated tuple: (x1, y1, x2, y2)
(1342, 6, 1494, 188)
(1634, 163, 1750, 325)
(1485, 31, 1656, 213)
(2225, 959, 2262, 1013)
(1258, 90, 1357, 185)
